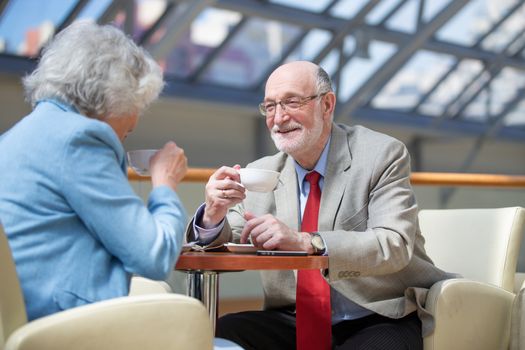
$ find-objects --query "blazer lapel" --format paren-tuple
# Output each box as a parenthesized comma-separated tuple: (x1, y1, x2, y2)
(274, 156, 300, 231)
(319, 124, 352, 231)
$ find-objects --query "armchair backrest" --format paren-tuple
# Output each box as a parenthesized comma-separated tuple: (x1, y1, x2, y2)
(0, 225, 28, 348)
(419, 207, 525, 292)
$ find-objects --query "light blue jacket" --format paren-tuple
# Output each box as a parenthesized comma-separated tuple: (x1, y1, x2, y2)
(0, 99, 187, 320)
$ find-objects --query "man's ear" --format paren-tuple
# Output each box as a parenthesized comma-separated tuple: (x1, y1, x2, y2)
(322, 92, 336, 118)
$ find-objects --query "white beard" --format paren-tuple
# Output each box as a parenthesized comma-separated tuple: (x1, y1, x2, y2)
(270, 117, 324, 156)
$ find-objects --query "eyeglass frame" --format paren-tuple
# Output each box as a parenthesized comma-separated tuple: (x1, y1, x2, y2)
(258, 92, 329, 117)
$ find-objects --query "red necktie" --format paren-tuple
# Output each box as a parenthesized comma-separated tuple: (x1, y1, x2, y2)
(296, 171, 331, 350)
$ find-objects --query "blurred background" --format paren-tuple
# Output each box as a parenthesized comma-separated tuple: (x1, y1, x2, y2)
(0, 0, 524, 313)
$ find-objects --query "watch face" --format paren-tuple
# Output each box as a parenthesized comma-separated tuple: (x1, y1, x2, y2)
(312, 235, 325, 251)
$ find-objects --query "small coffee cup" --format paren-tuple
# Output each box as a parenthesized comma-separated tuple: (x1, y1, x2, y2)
(239, 168, 280, 192)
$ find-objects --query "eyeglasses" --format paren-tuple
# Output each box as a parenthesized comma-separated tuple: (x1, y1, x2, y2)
(258, 92, 328, 117)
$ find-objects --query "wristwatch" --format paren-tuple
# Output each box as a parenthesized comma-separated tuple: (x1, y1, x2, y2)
(310, 232, 326, 255)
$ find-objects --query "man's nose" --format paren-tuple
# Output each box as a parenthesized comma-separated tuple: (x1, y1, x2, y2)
(273, 103, 289, 124)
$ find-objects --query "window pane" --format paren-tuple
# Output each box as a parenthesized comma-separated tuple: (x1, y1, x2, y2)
(366, 0, 404, 25)
(287, 29, 332, 62)
(156, 7, 242, 78)
(0, 0, 79, 56)
(418, 59, 484, 116)
(77, 0, 112, 21)
(338, 40, 397, 101)
(200, 17, 302, 88)
(270, 0, 334, 13)
(436, 0, 521, 46)
(505, 100, 525, 127)
(99, 0, 167, 42)
(481, 3, 525, 53)
(385, 0, 418, 34)
(372, 50, 456, 111)
(330, 0, 370, 20)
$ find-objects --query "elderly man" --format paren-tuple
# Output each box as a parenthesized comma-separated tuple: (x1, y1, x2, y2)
(187, 61, 456, 350)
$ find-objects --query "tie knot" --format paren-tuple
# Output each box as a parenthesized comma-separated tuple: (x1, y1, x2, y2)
(305, 171, 321, 186)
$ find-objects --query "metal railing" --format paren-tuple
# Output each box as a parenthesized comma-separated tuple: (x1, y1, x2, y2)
(128, 168, 525, 188)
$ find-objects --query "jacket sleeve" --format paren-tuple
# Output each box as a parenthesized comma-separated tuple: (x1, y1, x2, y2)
(60, 126, 187, 280)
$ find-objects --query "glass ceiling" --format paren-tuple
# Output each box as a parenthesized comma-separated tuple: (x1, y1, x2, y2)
(0, 0, 524, 146)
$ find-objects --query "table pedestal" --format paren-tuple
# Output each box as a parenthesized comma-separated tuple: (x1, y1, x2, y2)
(186, 271, 218, 330)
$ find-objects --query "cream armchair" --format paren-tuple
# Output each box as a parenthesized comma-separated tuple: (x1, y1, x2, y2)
(0, 226, 214, 350)
(419, 207, 525, 350)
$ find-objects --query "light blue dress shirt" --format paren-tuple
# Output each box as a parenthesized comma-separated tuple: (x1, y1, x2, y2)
(194, 137, 373, 323)
(0, 99, 187, 320)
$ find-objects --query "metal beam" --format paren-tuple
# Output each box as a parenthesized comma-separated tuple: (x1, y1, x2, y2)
(350, 105, 525, 141)
(446, 30, 525, 120)
(336, 0, 469, 119)
(378, 0, 408, 27)
(97, 0, 127, 24)
(138, 2, 176, 45)
(159, 78, 525, 141)
(145, 0, 216, 60)
(312, 0, 380, 64)
(170, 0, 525, 70)
(416, 0, 426, 29)
(0, 0, 8, 18)
(197, 0, 338, 30)
(55, 0, 91, 33)
(189, 17, 248, 82)
(253, 0, 340, 91)
(0, 54, 36, 76)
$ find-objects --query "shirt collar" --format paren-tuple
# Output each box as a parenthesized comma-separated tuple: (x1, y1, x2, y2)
(294, 135, 331, 192)
(36, 98, 79, 114)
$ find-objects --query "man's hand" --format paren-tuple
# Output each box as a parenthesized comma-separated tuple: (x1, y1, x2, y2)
(201, 165, 246, 228)
(241, 212, 313, 253)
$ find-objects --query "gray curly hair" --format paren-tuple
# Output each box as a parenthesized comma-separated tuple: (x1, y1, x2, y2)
(23, 20, 164, 119)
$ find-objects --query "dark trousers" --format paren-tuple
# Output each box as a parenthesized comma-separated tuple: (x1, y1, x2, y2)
(216, 309, 422, 350)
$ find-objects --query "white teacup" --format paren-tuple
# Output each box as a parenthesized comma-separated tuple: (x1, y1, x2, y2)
(127, 149, 158, 176)
(239, 168, 280, 192)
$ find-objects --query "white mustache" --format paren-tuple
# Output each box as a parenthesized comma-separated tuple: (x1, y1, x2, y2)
(271, 123, 302, 133)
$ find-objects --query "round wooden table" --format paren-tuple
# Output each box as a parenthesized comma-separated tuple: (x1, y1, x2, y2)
(175, 252, 328, 330)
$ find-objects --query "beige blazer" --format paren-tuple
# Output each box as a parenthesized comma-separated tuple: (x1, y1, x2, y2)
(187, 123, 457, 336)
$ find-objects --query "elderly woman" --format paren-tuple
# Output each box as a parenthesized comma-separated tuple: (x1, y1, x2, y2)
(0, 21, 188, 320)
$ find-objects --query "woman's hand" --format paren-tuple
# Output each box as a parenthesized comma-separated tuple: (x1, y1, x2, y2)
(201, 165, 246, 228)
(150, 141, 187, 191)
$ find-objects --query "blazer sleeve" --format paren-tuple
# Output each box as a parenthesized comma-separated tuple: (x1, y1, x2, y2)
(59, 126, 187, 280)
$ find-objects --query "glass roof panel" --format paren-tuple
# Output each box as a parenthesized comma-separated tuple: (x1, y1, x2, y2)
(422, 0, 453, 21)
(108, 0, 168, 42)
(269, 0, 334, 13)
(462, 89, 489, 122)
(200, 17, 302, 88)
(157, 7, 242, 79)
(77, 0, 112, 21)
(365, 0, 405, 25)
(372, 50, 456, 111)
(319, 48, 340, 80)
(505, 100, 525, 127)
(286, 29, 332, 62)
(330, 0, 370, 20)
(384, 0, 418, 34)
(418, 59, 484, 117)
(486, 67, 525, 116)
(338, 40, 397, 101)
(480, 3, 525, 53)
(436, 0, 521, 46)
(0, 0, 79, 56)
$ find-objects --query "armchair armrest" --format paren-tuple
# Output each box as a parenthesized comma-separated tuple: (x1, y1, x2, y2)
(424, 278, 514, 350)
(129, 276, 172, 295)
(5, 294, 213, 350)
